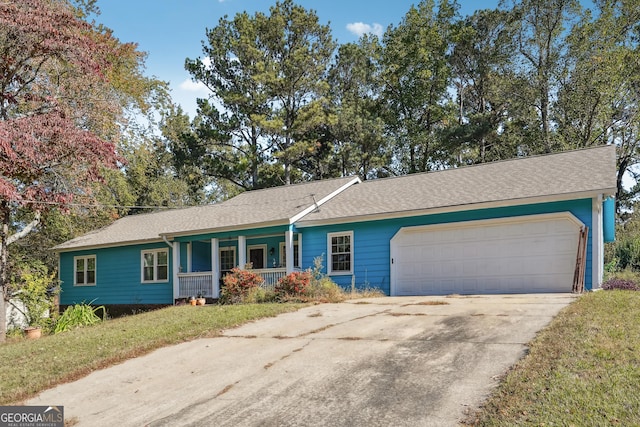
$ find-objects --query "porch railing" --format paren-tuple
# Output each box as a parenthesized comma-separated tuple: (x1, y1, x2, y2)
(177, 272, 215, 298)
(176, 268, 293, 299)
(253, 268, 288, 290)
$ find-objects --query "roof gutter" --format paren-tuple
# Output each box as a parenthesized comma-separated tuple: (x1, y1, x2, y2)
(162, 235, 173, 248)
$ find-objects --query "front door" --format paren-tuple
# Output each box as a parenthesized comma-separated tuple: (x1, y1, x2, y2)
(219, 247, 236, 279)
(248, 246, 265, 269)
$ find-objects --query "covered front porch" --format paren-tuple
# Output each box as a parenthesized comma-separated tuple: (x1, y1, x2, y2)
(169, 227, 301, 301)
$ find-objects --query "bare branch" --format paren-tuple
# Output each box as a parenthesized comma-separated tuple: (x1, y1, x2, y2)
(7, 211, 40, 246)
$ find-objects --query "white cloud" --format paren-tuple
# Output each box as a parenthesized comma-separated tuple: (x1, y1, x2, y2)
(179, 78, 208, 92)
(178, 57, 211, 92)
(346, 22, 384, 38)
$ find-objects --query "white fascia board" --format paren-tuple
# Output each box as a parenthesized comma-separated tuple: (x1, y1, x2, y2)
(592, 194, 604, 289)
(295, 190, 613, 228)
(390, 212, 585, 242)
(289, 177, 361, 224)
(160, 219, 290, 239)
(52, 238, 168, 253)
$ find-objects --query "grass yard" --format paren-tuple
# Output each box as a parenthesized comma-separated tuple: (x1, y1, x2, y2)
(0, 303, 304, 405)
(467, 290, 640, 426)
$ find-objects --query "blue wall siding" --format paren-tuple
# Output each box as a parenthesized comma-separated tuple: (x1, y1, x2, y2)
(301, 199, 594, 295)
(603, 197, 615, 243)
(59, 242, 174, 305)
(191, 241, 212, 272)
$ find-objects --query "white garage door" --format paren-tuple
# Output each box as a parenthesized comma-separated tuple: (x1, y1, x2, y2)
(390, 213, 584, 295)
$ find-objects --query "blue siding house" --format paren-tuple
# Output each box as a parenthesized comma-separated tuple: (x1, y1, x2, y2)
(54, 146, 617, 307)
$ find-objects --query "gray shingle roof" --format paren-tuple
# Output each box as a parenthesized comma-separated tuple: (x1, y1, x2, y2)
(54, 146, 616, 251)
(53, 176, 359, 251)
(297, 145, 617, 225)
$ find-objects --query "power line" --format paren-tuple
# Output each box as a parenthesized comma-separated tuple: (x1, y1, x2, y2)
(18, 200, 186, 210)
(16, 188, 329, 211)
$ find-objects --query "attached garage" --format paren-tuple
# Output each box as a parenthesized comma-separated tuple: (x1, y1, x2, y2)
(390, 213, 585, 296)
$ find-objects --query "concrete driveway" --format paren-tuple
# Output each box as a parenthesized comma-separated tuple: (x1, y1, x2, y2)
(27, 294, 575, 426)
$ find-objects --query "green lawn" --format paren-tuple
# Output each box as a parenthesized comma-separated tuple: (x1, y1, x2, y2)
(0, 303, 303, 405)
(467, 290, 640, 426)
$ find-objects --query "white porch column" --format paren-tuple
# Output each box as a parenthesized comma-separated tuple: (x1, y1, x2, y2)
(592, 195, 604, 289)
(211, 238, 219, 298)
(172, 241, 180, 303)
(297, 233, 302, 270)
(186, 242, 192, 273)
(285, 226, 294, 275)
(238, 235, 247, 268)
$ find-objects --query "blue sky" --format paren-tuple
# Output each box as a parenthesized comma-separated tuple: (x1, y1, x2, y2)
(95, 0, 505, 117)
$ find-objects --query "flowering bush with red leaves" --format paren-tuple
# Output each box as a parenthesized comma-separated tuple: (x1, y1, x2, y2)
(275, 271, 312, 299)
(220, 268, 264, 304)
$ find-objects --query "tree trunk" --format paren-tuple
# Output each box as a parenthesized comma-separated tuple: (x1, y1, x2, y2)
(0, 202, 9, 342)
(0, 204, 40, 342)
(284, 133, 292, 185)
(480, 93, 487, 163)
(540, 83, 551, 153)
(250, 127, 260, 189)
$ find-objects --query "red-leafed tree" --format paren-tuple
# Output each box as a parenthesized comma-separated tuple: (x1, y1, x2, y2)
(0, 0, 123, 340)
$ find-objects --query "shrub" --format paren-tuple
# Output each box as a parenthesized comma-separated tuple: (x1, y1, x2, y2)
(244, 286, 277, 303)
(305, 255, 348, 303)
(602, 278, 640, 291)
(219, 268, 264, 304)
(10, 261, 58, 331)
(275, 271, 312, 300)
(55, 302, 106, 333)
(307, 276, 347, 303)
(614, 238, 640, 271)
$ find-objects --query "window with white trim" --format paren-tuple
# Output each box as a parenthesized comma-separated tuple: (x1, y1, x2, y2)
(327, 232, 353, 275)
(74, 255, 96, 286)
(141, 249, 169, 283)
(279, 242, 300, 268)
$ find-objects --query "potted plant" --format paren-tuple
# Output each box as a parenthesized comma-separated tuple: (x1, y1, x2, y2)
(189, 296, 197, 306)
(196, 292, 206, 306)
(24, 325, 42, 339)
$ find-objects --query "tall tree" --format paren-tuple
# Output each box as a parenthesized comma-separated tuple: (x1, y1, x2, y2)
(186, 0, 336, 188)
(258, 0, 336, 184)
(506, 0, 582, 154)
(161, 105, 223, 202)
(380, 0, 459, 174)
(0, 0, 149, 340)
(329, 37, 390, 179)
(185, 11, 271, 190)
(555, 0, 640, 208)
(448, 9, 516, 164)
